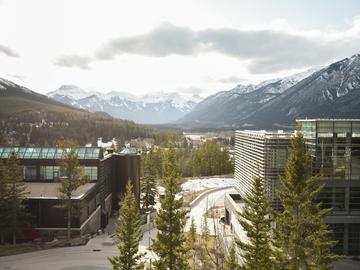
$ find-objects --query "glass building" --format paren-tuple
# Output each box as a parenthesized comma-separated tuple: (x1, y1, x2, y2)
(299, 119, 360, 255)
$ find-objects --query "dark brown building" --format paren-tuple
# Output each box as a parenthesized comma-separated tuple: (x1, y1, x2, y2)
(0, 146, 140, 237)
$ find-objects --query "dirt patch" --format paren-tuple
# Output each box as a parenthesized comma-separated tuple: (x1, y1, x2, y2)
(204, 206, 225, 218)
(183, 188, 211, 206)
(0, 237, 88, 257)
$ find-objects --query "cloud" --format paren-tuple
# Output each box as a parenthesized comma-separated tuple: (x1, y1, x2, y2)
(96, 22, 198, 59)
(60, 19, 360, 74)
(7, 74, 26, 80)
(0, 44, 19, 57)
(218, 76, 248, 84)
(54, 54, 93, 70)
(177, 86, 205, 95)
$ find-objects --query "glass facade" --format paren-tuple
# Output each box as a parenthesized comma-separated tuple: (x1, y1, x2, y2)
(299, 119, 360, 256)
(301, 120, 360, 180)
(84, 166, 98, 181)
(40, 166, 61, 180)
(23, 166, 37, 180)
(0, 147, 101, 160)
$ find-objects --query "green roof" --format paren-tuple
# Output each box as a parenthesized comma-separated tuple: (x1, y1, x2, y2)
(0, 147, 101, 160)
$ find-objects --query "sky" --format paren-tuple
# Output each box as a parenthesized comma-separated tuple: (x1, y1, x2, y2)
(1, 0, 360, 97)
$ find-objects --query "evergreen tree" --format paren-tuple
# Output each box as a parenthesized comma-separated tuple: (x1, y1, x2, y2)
(188, 217, 197, 269)
(5, 152, 30, 244)
(275, 125, 339, 270)
(0, 160, 9, 244)
(199, 216, 212, 270)
(152, 143, 189, 270)
(58, 146, 89, 241)
(224, 242, 240, 270)
(109, 181, 144, 270)
(236, 175, 276, 270)
(141, 148, 157, 210)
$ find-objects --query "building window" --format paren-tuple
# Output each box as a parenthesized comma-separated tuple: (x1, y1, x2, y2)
(40, 166, 60, 180)
(329, 224, 344, 254)
(348, 224, 360, 256)
(350, 188, 360, 211)
(84, 166, 98, 181)
(23, 166, 37, 180)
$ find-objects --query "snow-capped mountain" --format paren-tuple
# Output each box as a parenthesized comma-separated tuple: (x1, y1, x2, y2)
(245, 54, 360, 128)
(47, 87, 203, 124)
(176, 67, 320, 128)
(177, 54, 360, 129)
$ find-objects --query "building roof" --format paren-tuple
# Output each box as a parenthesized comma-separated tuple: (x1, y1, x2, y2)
(297, 119, 360, 122)
(235, 130, 293, 139)
(0, 147, 102, 160)
(119, 147, 138, 155)
(25, 182, 96, 200)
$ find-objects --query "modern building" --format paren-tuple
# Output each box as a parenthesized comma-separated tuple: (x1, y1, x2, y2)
(0, 146, 140, 238)
(298, 119, 360, 256)
(234, 130, 292, 209)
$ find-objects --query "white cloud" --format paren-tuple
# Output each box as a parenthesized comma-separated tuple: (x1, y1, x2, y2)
(0, 44, 19, 57)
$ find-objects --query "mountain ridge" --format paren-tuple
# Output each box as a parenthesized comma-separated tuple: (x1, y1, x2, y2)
(47, 86, 203, 124)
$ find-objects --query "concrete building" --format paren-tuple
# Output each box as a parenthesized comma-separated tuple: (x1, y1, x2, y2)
(0, 146, 140, 238)
(234, 130, 292, 209)
(298, 119, 360, 255)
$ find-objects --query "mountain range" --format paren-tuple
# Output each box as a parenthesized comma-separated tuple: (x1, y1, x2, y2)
(47, 86, 202, 124)
(176, 54, 360, 129)
(2, 53, 360, 131)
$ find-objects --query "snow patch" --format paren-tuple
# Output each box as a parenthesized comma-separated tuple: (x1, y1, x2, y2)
(181, 178, 235, 192)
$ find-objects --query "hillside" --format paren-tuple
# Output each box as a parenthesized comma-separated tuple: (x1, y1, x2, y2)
(0, 78, 180, 146)
(175, 68, 319, 129)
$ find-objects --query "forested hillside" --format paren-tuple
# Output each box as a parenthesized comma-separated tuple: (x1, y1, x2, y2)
(0, 78, 180, 146)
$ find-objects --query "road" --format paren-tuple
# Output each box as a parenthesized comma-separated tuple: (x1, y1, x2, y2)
(0, 226, 158, 270)
(185, 187, 236, 234)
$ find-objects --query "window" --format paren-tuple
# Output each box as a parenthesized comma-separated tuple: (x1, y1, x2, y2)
(23, 166, 37, 180)
(40, 166, 60, 180)
(329, 224, 344, 254)
(348, 224, 360, 255)
(350, 188, 360, 211)
(84, 166, 98, 181)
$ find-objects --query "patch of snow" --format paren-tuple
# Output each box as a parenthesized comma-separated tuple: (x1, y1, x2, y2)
(181, 178, 235, 192)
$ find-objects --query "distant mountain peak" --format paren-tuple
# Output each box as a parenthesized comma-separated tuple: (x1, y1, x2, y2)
(47, 87, 204, 124)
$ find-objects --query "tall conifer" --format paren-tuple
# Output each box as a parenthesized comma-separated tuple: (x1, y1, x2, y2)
(5, 152, 29, 244)
(109, 181, 144, 270)
(236, 175, 276, 270)
(152, 143, 189, 270)
(141, 147, 157, 210)
(224, 242, 240, 270)
(0, 160, 9, 244)
(275, 125, 339, 270)
(58, 146, 89, 241)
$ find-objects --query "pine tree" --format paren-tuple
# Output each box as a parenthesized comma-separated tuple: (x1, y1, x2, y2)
(199, 216, 212, 270)
(236, 175, 276, 270)
(5, 152, 30, 245)
(58, 147, 89, 241)
(141, 148, 157, 210)
(224, 242, 240, 270)
(0, 160, 9, 244)
(152, 143, 189, 270)
(109, 181, 144, 270)
(188, 217, 197, 269)
(275, 125, 339, 270)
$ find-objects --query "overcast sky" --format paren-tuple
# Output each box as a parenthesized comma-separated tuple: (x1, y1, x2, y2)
(1, 0, 360, 96)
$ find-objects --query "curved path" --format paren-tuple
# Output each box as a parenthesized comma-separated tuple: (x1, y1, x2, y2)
(185, 187, 236, 235)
